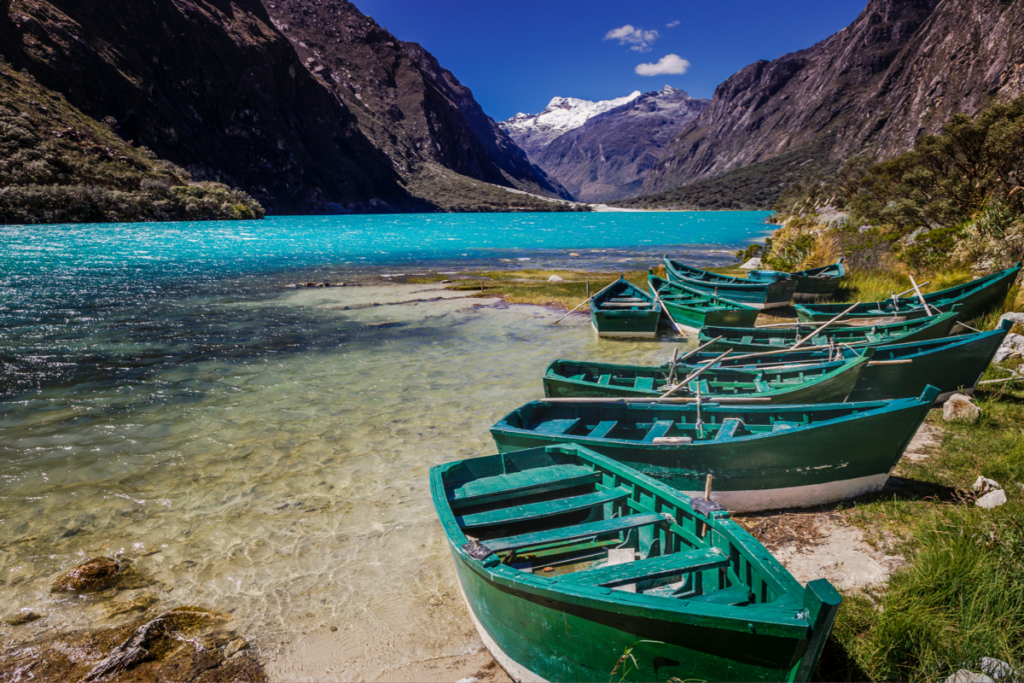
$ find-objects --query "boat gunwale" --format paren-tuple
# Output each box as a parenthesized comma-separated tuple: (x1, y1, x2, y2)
(663, 257, 795, 294)
(430, 443, 814, 638)
(648, 273, 759, 314)
(494, 387, 937, 449)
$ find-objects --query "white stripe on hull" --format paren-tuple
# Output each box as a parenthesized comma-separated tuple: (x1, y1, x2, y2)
(455, 575, 549, 683)
(591, 321, 658, 338)
(682, 473, 890, 513)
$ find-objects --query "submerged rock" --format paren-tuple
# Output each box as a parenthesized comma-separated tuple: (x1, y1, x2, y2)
(51, 557, 123, 593)
(3, 610, 43, 626)
(943, 394, 981, 424)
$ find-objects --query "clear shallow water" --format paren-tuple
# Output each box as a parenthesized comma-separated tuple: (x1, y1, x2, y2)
(0, 212, 764, 679)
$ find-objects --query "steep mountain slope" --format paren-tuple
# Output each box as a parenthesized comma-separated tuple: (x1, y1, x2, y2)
(261, 0, 569, 201)
(0, 0, 416, 214)
(500, 92, 641, 162)
(0, 55, 264, 224)
(637, 0, 1024, 205)
(533, 86, 708, 202)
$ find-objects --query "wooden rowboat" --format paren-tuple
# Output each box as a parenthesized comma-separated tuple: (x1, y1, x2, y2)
(648, 272, 759, 332)
(664, 257, 796, 309)
(590, 276, 661, 338)
(490, 386, 939, 512)
(431, 442, 842, 682)
(543, 351, 873, 404)
(682, 321, 1012, 404)
(746, 259, 846, 302)
(795, 262, 1022, 323)
(698, 309, 960, 353)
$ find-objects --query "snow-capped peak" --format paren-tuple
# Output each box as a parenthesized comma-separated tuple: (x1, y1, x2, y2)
(501, 91, 642, 153)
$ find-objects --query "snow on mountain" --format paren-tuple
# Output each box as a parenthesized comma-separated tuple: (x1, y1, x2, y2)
(500, 91, 642, 161)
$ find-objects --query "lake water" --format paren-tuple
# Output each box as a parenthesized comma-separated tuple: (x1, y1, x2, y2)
(0, 211, 770, 680)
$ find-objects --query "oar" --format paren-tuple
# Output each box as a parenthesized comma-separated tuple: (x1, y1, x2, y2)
(909, 276, 936, 316)
(550, 279, 617, 325)
(652, 289, 687, 335)
(661, 349, 733, 398)
(894, 281, 931, 298)
(788, 301, 861, 351)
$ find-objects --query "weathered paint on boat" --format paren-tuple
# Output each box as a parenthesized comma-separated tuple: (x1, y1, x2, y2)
(747, 259, 845, 302)
(542, 351, 873, 404)
(490, 387, 938, 513)
(431, 443, 842, 682)
(698, 310, 960, 353)
(664, 257, 796, 309)
(795, 262, 1022, 323)
(648, 272, 760, 333)
(682, 322, 1012, 404)
(590, 276, 661, 338)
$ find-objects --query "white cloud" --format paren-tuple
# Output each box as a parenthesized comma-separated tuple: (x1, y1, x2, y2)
(604, 24, 660, 53)
(666, 20, 680, 28)
(635, 54, 691, 76)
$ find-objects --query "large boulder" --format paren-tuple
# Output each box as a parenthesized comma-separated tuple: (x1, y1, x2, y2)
(943, 393, 981, 424)
(740, 258, 763, 269)
(51, 557, 123, 593)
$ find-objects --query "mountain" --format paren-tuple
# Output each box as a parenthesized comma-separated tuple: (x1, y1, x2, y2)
(262, 0, 571, 205)
(500, 92, 641, 162)
(0, 0, 571, 217)
(631, 0, 1024, 207)
(532, 86, 709, 203)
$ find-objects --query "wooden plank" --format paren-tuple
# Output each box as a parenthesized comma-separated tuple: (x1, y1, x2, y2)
(685, 584, 753, 605)
(606, 548, 637, 593)
(642, 420, 675, 443)
(715, 418, 744, 442)
(486, 512, 666, 553)
(598, 375, 612, 386)
(562, 547, 729, 588)
(449, 465, 599, 509)
(771, 421, 800, 432)
(587, 421, 618, 439)
(458, 488, 629, 529)
(533, 418, 580, 436)
(634, 377, 655, 391)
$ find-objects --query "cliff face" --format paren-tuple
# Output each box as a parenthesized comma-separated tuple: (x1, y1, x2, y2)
(0, 0, 415, 213)
(261, 0, 569, 199)
(639, 0, 1024, 200)
(0, 0, 568, 214)
(533, 86, 708, 202)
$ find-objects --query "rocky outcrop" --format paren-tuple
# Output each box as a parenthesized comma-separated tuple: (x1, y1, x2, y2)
(261, 0, 569, 200)
(532, 86, 708, 202)
(637, 0, 1024, 204)
(0, 0, 416, 214)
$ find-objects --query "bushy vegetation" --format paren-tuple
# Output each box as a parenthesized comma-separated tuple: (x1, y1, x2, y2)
(614, 139, 837, 212)
(772, 96, 1024, 273)
(0, 57, 264, 224)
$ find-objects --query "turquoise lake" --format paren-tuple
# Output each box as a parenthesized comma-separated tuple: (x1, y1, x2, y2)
(0, 211, 770, 680)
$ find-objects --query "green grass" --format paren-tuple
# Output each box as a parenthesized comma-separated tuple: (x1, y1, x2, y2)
(820, 383, 1024, 682)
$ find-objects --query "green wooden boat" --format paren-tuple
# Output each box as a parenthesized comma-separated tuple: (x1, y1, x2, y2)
(683, 321, 1012, 404)
(431, 442, 842, 682)
(698, 309, 960, 353)
(746, 259, 846, 302)
(648, 272, 760, 333)
(664, 257, 797, 309)
(591, 276, 661, 338)
(490, 385, 939, 512)
(794, 261, 1022, 323)
(543, 350, 873, 404)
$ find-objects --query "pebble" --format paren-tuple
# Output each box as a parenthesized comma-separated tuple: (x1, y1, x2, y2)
(225, 638, 249, 658)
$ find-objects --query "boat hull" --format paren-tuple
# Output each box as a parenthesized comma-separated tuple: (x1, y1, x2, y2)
(748, 260, 845, 302)
(448, 541, 818, 682)
(491, 397, 932, 513)
(664, 258, 797, 309)
(542, 357, 868, 404)
(795, 262, 1022, 323)
(699, 311, 960, 353)
(661, 299, 760, 331)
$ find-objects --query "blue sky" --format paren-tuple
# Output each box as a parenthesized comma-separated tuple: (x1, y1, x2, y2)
(353, 0, 867, 121)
